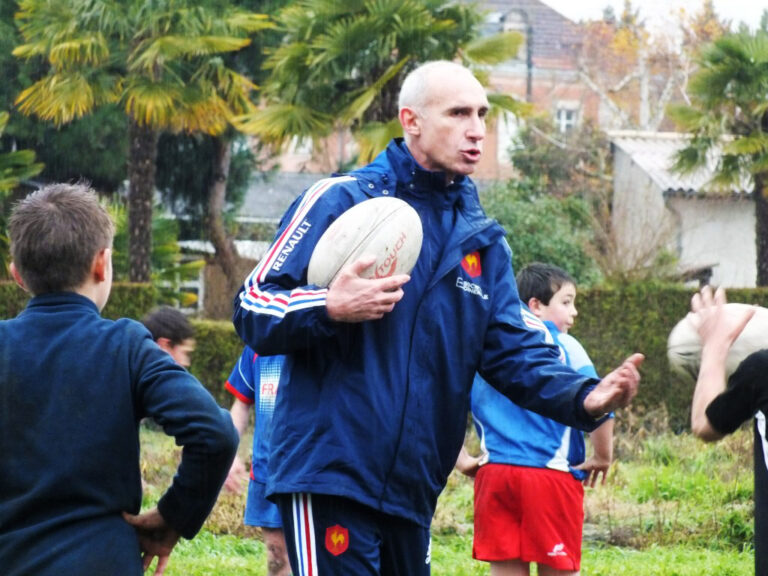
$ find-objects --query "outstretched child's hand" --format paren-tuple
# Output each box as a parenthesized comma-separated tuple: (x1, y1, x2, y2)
(123, 508, 180, 576)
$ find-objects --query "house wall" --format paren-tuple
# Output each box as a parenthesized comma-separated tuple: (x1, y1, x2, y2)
(613, 147, 757, 288)
(612, 149, 675, 270)
(484, 69, 601, 180)
(666, 197, 756, 288)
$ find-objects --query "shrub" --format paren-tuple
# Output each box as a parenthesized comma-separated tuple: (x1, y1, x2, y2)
(0, 281, 156, 320)
(188, 319, 245, 407)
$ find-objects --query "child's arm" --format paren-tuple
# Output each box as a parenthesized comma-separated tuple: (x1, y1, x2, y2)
(691, 287, 755, 441)
(224, 399, 251, 494)
(455, 445, 484, 478)
(579, 418, 614, 487)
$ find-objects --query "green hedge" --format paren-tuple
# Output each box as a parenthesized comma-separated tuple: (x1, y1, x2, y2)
(4, 280, 767, 430)
(0, 281, 157, 320)
(188, 319, 245, 407)
(0, 282, 30, 318)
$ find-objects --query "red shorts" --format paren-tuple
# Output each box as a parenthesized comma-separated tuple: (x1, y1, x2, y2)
(473, 463, 584, 571)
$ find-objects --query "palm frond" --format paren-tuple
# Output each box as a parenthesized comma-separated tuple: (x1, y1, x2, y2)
(463, 32, 523, 65)
(711, 153, 749, 186)
(723, 134, 768, 156)
(49, 35, 111, 68)
(672, 137, 714, 174)
(339, 57, 410, 125)
(225, 12, 274, 34)
(129, 36, 252, 73)
(232, 103, 333, 146)
(354, 118, 403, 164)
(0, 112, 43, 193)
(487, 93, 532, 120)
(122, 78, 184, 127)
(15, 72, 118, 124)
(310, 16, 383, 68)
(190, 61, 258, 107)
(171, 94, 231, 135)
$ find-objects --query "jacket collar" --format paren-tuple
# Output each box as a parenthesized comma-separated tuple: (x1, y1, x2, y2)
(26, 291, 100, 313)
(387, 139, 468, 191)
(353, 139, 468, 208)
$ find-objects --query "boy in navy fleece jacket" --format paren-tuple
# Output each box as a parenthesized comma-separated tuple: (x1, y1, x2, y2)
(0, 183, 238, 576)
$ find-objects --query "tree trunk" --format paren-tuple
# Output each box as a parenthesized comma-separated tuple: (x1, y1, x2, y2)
(207, 136, 240, 294)
(638, 47, 650, 130)
(755, 174, 768, 286)
(127, 120, 159, 283)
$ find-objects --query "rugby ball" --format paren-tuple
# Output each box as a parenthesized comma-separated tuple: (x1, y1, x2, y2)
(667, 303, 768, 383)
(307, 197, 423, 288)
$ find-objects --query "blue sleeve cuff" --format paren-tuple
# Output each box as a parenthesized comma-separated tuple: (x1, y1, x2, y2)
(575, 382, 610, 430)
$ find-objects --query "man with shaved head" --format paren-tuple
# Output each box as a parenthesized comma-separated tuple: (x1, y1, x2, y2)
(233, 60, 643, 576)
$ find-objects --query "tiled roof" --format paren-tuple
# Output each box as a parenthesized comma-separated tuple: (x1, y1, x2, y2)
(609, 131, 752, 197)
(239, 172, 319, 222)
(475, 0, 582, 67)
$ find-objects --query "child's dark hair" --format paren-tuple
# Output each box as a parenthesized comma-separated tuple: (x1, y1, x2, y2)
(9, 183, 114, 295)
(516, 262, 575, 305)
(141, 306, 195, 345)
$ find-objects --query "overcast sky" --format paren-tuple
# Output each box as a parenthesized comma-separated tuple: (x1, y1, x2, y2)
(542, 0, 766, 32)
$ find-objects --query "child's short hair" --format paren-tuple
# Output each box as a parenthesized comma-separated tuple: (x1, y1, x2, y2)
(516, 262, 575, 305)
(9, 183, 114, 295)
(141, 306, 195, 345)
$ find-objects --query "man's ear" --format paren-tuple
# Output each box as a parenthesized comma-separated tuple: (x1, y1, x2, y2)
(399, 106, 421, 137)
(9, 263, 27, 292)
(91, 248, 109, 282)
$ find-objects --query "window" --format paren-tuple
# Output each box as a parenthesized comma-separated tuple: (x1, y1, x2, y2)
(555, 103, 579, 134)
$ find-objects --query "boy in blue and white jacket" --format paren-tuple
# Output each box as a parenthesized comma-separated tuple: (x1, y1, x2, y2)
(465, 263, 613, 575)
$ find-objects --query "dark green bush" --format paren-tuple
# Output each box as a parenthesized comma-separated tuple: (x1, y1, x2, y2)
(0, 281, 156, 320)
(188, 319, 245, 407)
(0, 282, 29, 318)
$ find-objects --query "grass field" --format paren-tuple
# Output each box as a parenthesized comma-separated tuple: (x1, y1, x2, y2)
(140, 415, 755, 575)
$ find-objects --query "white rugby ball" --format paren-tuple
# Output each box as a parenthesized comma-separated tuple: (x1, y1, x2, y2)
(667, 303, 768, 383)
(307, 197, 423, 288)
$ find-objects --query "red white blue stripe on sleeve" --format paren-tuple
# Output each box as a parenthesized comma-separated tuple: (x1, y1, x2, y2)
(521, 307, 567, 363)
(238, 175, 356, 319)
(521, 307, 550, 340)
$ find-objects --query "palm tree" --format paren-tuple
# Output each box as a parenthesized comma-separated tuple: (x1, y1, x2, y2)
(669, 30, 768, 285)
(235, 0, 527, 165)
(0, 111, 43, 277)
(13, 0, 270, 282)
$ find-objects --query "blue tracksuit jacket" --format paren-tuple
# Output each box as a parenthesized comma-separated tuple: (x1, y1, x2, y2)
(233, 138, 603, 528)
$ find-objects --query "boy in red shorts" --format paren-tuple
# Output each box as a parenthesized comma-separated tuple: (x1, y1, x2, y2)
(458, 263, 613, 575)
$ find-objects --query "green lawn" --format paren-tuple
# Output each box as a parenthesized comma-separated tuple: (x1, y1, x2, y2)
(140, 422, 756, 575)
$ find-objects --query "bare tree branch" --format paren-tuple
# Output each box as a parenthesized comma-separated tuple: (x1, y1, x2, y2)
(578, 68, 633, 127)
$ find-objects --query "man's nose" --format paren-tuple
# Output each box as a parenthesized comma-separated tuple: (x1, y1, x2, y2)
(467, 115, 485, 140)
